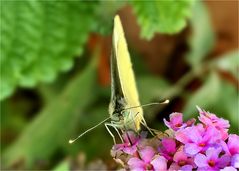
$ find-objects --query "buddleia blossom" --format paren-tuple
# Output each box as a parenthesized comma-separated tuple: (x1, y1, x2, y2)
(169, 146, 196, 170)
(163, 112, 195, 131)
(158, 138, 178, 160)
(128, 146, 167, 171)
(175, 125, 222, 155)
(112, 131, 142, 155)
(197, 106, 230, 140)
(111, 107, 239, 171)
(194, 147, 230, 170)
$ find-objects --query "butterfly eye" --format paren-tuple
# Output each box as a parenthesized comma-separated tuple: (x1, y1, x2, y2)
(111, 112, 121, 121)
(121, 110, 128, 117)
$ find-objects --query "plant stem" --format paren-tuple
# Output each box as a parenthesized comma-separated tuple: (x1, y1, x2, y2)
(162, 62, 213, 100)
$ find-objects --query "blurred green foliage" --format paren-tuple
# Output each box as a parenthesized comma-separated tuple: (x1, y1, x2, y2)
(186, 0, 215, 67)
(1, 0, 238, 170)
(2, 57, 98, 167)
(53, 160, 69, 171)
(0, 0, 193, 100)
(131, 0, 194, 39)
(0, 1, 98, 100)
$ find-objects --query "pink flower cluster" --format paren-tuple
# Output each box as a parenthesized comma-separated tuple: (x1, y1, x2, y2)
(111, 107, 239, 171)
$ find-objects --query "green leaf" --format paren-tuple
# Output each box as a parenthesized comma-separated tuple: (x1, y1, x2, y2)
(131, 0, 194, 39)
(138, 76, 170, 104)
(63, 105, 113, 161)
(91, 1, 126, 35)
(215, 50, 239, 78)
(215, 81, 238, 133)
(186, 1, 215, 67)
(53, 160, 70, 171)
(183, 71, 238, 132)
(2, 58, 97, 168)
(0, 1, 97, 101)
(183, 72, 221, 118)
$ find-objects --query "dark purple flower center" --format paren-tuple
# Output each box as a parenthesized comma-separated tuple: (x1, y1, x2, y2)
(145, 163, 153, 170)
(208, 160, 215, 167)
(134, 151, 140, 158)
(199, 142, 206, 147)
(169, 152, 174, 157)
(212, 119, 217, 124)
(175, 123, 182, 127)
(178, 160, 186, 166)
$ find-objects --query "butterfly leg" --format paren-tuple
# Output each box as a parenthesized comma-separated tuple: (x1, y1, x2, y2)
(105, 123, 124, 144)
(111, 123, 124, 143)
(105, 123, 117, 144)
(141, 117, 155, 136)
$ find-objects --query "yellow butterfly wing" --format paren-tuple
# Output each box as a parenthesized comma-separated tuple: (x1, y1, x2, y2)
(109, 15, 143, 131)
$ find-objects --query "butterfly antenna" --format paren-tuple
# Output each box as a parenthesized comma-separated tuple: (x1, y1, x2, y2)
(123, 99, 169, 111)
(69, 116, 111, 144)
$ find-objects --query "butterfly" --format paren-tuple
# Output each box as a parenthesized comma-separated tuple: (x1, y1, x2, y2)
(69, 15, 168, 144)
(105, 15, 145, 143)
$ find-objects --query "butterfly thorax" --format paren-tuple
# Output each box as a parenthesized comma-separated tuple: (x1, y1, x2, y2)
(111, 112, 123, 122)
(109, 96, 125, 119)
(111, 110, 133, 130)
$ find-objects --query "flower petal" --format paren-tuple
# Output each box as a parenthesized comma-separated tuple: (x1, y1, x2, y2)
(173, 146, 187, 162)
(231, 154, 239, 169)
(220, 166, 237, 171)
(175, 129, 190, 144)
(151, 155, 167, 171)
(194, 153, 208, 167)
(169, 163, 180, 171)
(140, 146, 155, 163)
(228, 134, 239, 155)
(176, 126, 202, 144)
(162, 138, 176, 153)
(204, 126, 221, 144)
(217, 154, 231, 168)
(205, 147, 221, 161)
(164, 118, 172, 129)
(181, 164, 193, 171)
(128, 157, 145, 170)
(185, 143, 201, 155)
(187, 126, 202, 142)
(122, 131, 139, 144)
(170, 112, 183, 125)
(123, 146, 137, 155)
(221, 140, 230, 155)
